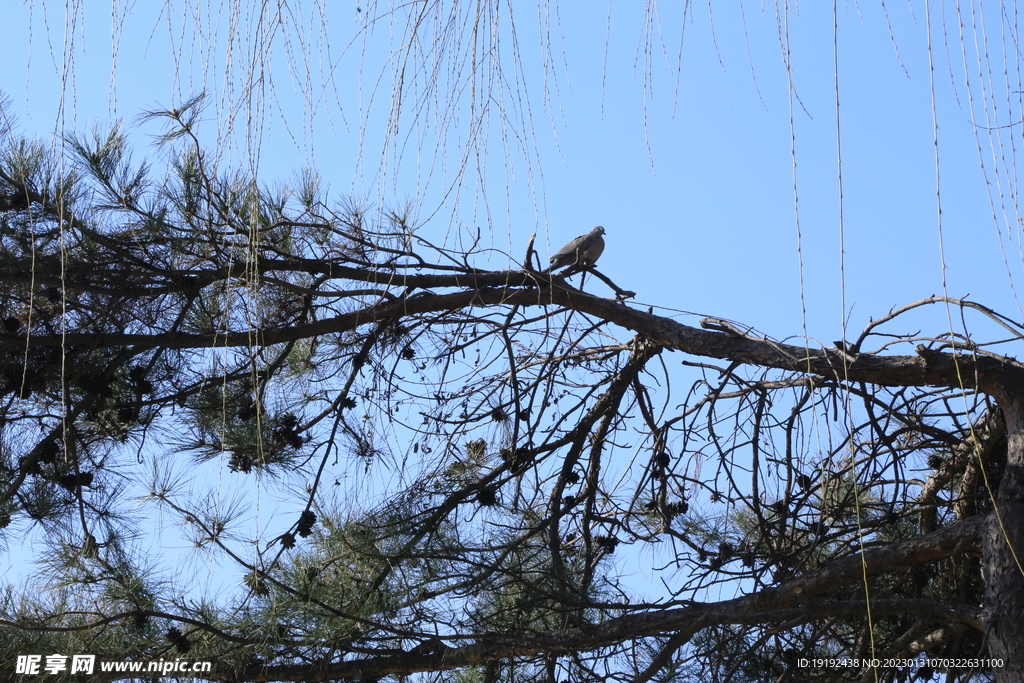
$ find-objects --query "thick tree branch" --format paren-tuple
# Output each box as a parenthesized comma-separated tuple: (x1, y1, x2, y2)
(191, 515, 987, 682)
(4, 283, 1020, 399)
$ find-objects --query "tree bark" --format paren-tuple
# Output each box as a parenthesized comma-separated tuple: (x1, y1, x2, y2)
(986, 392, 1024, 681)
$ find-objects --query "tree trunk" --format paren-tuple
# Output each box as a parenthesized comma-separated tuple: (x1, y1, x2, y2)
(986, 393, 1024, 681)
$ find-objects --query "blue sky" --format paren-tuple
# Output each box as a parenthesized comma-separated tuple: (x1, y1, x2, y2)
(5, 0, 1019, 345)
(2, 0, 1023, 601)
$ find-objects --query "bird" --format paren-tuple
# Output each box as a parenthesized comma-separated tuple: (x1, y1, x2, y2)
(546, 226, 606, 273)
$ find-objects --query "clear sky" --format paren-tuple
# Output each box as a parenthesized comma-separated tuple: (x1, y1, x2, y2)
(2, 0, 1023, 600)
(4, 1, 1021, 340)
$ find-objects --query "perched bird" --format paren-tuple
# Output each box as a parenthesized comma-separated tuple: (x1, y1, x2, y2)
(547, 226, 606, 273)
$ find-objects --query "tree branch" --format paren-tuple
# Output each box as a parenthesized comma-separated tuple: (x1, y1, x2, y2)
(193, 515, 987, 682)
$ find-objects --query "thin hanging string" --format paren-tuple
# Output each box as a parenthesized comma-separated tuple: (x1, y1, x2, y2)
(828, 3, 877, 677)
(780, 1, 809, 350)
(56, 0, 82, 473)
